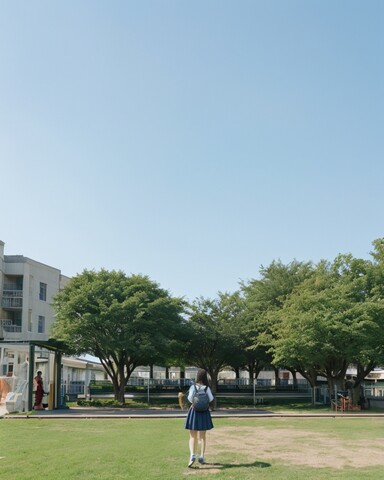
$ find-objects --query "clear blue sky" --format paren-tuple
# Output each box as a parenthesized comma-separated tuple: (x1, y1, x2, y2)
(1, 1, 383, 301)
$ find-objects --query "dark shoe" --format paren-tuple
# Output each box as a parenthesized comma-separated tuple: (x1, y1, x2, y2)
(198, 456, 205, 464)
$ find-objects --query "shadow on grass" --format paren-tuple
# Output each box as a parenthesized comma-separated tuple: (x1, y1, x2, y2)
(195, 460, 271, 470)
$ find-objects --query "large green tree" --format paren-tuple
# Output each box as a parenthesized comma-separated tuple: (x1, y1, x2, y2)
(184, 292, 244, 396)
(52, 269, 185, 402)
(271, 254, 384, 399)
(242, 260, 314, 384)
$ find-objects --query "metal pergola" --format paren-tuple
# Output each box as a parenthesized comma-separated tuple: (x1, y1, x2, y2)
(0, 339, 67, 411)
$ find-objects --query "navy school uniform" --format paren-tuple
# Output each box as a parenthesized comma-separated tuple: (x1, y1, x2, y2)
(184, 384, 214, 431)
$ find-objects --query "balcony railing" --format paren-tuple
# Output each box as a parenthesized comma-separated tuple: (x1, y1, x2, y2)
(3, 289, 23, 297)
(0, 320, 22, 333)
(2, 297, 23, 308)
(2, 290, 23, 308)
(2, 325, 22, 333)
(3, 282, 23, 290)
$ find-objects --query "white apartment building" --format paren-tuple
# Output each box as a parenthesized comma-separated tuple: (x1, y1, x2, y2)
(0, 240, 104, 413)
(0, 240, 70, 345)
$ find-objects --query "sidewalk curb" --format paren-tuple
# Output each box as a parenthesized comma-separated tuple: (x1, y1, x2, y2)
(4, 408, 384, 420)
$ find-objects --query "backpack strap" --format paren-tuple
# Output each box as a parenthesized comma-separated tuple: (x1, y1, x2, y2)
(195, 384, 208, 392)
(194, 384, 209, 394)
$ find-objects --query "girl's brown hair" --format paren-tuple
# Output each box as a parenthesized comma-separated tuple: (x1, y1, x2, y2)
(196, 368, 209, 386)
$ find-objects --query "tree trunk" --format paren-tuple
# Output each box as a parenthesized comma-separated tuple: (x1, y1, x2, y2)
(298, 369, 318, 406)
(327, 377, 345, 400)
(352, 362, 374, 406)
(287, 369, 298, 389)
(209, 369, 219, 410)
(180, 367, 186, 387)
(247, 364, 255, 385)
(113, 364, 126, 404)
(273, 366, 280, 387)
(116, 382, 126, 403)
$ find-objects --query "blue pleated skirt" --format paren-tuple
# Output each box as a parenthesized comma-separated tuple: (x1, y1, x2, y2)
(184, 407, 214, 431)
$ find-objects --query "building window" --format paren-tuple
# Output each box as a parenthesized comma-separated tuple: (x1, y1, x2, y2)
(7, 364, 14, 377)
(39, 282, 47, 301)
(38, 315, 45, 334)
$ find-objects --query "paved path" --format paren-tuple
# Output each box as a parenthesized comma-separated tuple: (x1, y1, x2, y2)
(3, 406, 384, 419)
(3, 407, 270, 419)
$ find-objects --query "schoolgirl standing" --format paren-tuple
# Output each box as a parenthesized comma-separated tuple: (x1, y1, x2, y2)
(184, 368, 214, 467)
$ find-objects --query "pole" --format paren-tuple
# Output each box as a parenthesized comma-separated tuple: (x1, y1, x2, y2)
(28, 343, 35, 411)
(55, 351, 62, 409)
(253, 374, 256, 407)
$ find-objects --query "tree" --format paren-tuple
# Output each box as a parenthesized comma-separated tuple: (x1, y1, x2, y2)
(242, 260, 314, 383)
(184, 293, 244, 397)
(235, 293, 270, 384)
(218, 291, 250, 380)
(270, 259, 346, 390)
(52, 269, 185, 403)
(272, 254, 384, 400)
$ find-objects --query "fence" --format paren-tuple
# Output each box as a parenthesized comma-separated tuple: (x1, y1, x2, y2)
(61, 380, 87, 401)
(86, 377, 311, 396)
(58, 378, 384, 409)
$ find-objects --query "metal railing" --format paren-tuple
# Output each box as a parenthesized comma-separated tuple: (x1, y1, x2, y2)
(63, 380, 86, 395)
(3, 283, 23, 290)
(2, 296, 23, 308)
(88, 377, 311, 392)
(3, 289, 23, 297)
(1, 323, 22, 333)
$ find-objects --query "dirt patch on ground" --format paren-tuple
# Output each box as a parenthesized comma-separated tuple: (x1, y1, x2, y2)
(185, 425, 384, 474)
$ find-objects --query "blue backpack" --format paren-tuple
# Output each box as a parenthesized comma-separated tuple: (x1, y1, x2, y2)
(192, 384, 210, 412)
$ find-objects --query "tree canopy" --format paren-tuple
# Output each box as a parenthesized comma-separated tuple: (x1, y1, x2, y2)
(241, 260, 314, 382)
(52, 269, 185, 402)
(50, 237, 384, 406)
(183, 292, 244, 394)
(258, 254, 384, 395)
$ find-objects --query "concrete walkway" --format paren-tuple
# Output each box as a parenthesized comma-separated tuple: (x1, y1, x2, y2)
(3, 406, 384, 419)
(3, 406, 269, 419)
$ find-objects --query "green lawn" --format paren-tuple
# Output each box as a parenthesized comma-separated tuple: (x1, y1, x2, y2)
(1, 417, 384, 479)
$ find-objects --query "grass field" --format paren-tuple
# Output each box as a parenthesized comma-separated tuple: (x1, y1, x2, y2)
(2, 416, 384, 479)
